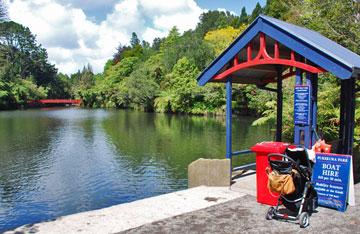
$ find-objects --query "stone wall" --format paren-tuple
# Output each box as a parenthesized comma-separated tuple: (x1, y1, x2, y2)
(188, 158, 231, 188)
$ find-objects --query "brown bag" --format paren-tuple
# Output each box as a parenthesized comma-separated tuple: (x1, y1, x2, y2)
(266, 167, 296, 195)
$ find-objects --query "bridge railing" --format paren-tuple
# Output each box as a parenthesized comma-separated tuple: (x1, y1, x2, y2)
(27, 99, 81, 105)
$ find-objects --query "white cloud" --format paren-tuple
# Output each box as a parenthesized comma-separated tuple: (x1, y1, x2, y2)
(6, 0, 205, 74)
(217, 8, 237, 16)
(140, 0, 193, 15)
(142, 28, 167, 43)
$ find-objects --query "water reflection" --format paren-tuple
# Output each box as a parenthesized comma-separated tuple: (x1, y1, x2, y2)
(0, 108, 272, 231)
(102, 111, 273, 174)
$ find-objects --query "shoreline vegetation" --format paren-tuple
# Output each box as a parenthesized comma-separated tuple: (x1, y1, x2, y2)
(1, 0, 360, 146)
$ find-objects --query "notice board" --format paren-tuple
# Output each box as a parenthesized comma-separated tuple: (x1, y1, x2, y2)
(312, 153, 354, 211)
(294, 85, 310, 125)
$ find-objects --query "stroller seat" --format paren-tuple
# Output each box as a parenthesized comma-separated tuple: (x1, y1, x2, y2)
(285, 147, 312, 179)
(286, 147, 310, 167)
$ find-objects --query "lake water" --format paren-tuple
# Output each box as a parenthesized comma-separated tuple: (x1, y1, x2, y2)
(0, 108, 273, 231)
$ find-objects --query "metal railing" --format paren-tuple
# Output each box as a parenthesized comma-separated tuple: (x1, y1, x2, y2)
(231, 149, 256, 172)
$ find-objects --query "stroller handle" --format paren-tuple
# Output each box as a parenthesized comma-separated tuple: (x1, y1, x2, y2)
(268, 153, 309, 179)
(268, 153, 298, 165)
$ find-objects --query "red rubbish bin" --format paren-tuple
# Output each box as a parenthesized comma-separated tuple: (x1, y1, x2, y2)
(250, 141, 289, 206)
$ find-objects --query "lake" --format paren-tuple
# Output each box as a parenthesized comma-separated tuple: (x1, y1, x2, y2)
(0, 108, 273, 231)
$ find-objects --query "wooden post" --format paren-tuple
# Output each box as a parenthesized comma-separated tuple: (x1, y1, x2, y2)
(338, 77, 356, 155)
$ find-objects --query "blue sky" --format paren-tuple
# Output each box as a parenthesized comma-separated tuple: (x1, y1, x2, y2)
(7, 0, 265, 74)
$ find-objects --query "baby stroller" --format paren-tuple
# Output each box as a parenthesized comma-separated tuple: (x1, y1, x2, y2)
(265, 146, 318, 228)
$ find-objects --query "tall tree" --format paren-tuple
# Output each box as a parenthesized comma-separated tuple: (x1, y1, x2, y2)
(249, 2, 263, 22)
(162, 27, 180, 49)
(112, 43, 126, 64)
(0, 0, 7, 22)
(160, 27, 181, 70)
(130, 32, 140, 48)
(0, 20, 62, 107)
(0, 21, 57, 84)
(161, 27, 214, 71)
(195, 10, 241, 36)
(239, 7, 248, 24)
(155, 57, 200, 113)
(290, 0, 360, 54)
(152, 37, 162, 51)
(263, 0, 293, 20)
(48, 73, 72, 99)
(141, 40, 150, 48)
(204, 26, 246, 55)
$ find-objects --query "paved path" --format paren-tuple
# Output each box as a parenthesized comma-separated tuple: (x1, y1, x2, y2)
(7, 171, 359, 234)
(7, 186, 245, 234)
(121, 183, 360, 234)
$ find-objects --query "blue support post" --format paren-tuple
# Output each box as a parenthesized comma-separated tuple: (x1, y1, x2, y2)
(295, 69, 302, 85)
(226, 78, 232, 159)
(338, 79, 346, 154)
(276, 66, 283, 142)
(311, 74, 318, 144)
(304, 72, 312, 148)
(294, 68, 302, 145)
(293, 69, 313, 148)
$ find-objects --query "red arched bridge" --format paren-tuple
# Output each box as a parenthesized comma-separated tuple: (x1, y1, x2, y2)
(28, 99, 81, 107)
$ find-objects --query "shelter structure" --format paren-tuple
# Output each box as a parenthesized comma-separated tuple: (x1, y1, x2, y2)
(197, 15, 360, 168)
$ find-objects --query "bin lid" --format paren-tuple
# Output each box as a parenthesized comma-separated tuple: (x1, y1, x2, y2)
(250, 141, 289, 154)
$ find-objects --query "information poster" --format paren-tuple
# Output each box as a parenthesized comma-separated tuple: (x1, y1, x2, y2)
(312, 153, 352, 212)
(294, 85, 310, 125)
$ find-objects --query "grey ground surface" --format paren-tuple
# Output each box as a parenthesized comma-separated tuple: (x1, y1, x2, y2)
(121, 184, 360, 234)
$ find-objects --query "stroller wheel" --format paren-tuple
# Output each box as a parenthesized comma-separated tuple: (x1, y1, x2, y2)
(299, 212, 310, 228)
(265, 207, 275, 220)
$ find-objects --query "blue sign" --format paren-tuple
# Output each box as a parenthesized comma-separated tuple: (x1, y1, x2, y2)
(294, 85, 310, 125)
(312, 153, 352, 212)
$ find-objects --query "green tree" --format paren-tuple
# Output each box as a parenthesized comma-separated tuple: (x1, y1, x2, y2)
(103, 57, 139, 83)
(0, 0, 7, 22)
(291, 0, 360, 54)
(195, 10, 242, 36)
(263, 0, 293, 20)
(204, 26, 246, 55)
(0, 76, 49, 109)
(161, 27, 214, 71)
(0, 20, 64, 108)
(152, 37, 162, 51)
(161, 27, 180, 49)
(141, 40, 150, 48)
(0, 21, 57, 85)
(48, 73, 72, 98)
(124, 66, 159, 111)
(112, 43, 126, 64)
(155, 57, 200, 113)
(122, 44, 143, 59)
(249, 2, 263, 22)
(160, 27, 181, 71)
(239, 7, 248, 24)
(70, 64, 95, 98)
(130, 32, 140, 48)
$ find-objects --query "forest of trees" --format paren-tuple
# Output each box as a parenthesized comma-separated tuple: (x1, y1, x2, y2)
(0, 0, 71, 109)
(1, 0, 360, 145)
